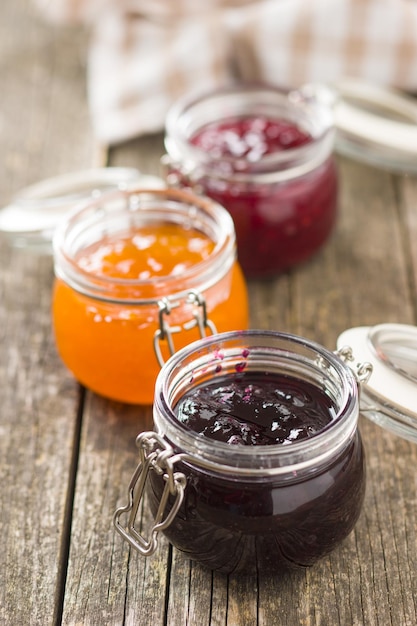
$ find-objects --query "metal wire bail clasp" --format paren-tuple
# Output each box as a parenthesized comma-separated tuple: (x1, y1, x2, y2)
(336, 345, 373, 384)
(113, 432, 186, 557)
(184, 290, 217, 337)
(153, 298, 181, 367)
(153, 290, 218, 367)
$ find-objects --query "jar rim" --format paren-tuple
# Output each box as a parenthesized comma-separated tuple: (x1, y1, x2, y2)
(52, 187, 237, 304)
(153, 329, 359, 477)
(165, 82, 335, 184)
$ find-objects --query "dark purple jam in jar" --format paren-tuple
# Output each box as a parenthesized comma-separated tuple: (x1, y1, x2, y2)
(148, 426, 364, 574)
(115, 331, 366, 575)
(164, 85, 338, 277)
(175, 371, 337, 445)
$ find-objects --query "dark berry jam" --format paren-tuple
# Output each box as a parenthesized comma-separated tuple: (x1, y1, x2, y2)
(175, 372, 337, 445)
(147, 371, 365, 574)
(188, 115, 338, 277)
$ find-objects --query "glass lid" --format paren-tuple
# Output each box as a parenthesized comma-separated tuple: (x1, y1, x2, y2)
(0, 167, 165, 252)
(337, 323, 417, 443)
(332, 79, 417, 174)
(308, 79, 417, 173)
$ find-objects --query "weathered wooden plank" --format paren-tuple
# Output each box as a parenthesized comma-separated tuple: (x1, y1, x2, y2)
(0, 0, 96, 624)
(108, 134, 166, 177)
(177, 559, 217, 626)
(227, 573, 258, 626)
(0, 1, 96, 204)
(60, 397, 171, 625)
(292, 159, 413, 348)
(399, 175, 417, 317)
(0, 249, 79, 626)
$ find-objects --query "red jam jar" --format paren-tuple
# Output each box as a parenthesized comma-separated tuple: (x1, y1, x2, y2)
(114, 330, 369, 574)
(52, 188, 248, 405)
(163, 84, 338, 278)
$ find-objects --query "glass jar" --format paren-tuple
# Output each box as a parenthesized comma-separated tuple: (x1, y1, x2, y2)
(114, 330, 370, 574)
(52, 188, 248, 405)
(163, 84, 338, 278)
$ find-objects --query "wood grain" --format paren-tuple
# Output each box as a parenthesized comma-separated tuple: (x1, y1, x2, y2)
(0, 1, 95, 624)
(2, 0, 417, 624)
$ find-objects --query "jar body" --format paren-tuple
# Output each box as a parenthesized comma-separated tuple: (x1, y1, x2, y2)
(148, 431, 365, 573)
(195, 158, 337, 277)
(52, 263, 247, 404)
(143, 330, 365, 574)
(164, 84, 338, 277)
(52, 188, 249, 405)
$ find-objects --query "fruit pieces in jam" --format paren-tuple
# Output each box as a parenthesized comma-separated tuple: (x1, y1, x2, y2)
(191, 117, 311, 162)
(175, 371, 337, 445)
(189, 115, 338, 277)
(77, 224, 215, 282)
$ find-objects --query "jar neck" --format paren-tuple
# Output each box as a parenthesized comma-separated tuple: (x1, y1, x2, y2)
(53, 187, 237, 305)
(153, 330, 360, 479)
(164, 83, 335, 185)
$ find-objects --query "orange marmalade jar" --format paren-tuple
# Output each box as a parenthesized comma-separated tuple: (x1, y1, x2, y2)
(52, 187, 248, 404)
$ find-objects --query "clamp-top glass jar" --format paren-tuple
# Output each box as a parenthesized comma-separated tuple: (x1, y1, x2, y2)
(52, 188, 248, 405)
(164, 84, 338, 278)
(114, 330, 370, 574)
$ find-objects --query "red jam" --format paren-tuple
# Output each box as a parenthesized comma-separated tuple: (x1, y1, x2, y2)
(189, 115, 338, 277)
(190, 117, 311, 159)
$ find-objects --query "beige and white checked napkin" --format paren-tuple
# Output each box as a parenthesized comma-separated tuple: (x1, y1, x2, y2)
(35, 0, 417, 145)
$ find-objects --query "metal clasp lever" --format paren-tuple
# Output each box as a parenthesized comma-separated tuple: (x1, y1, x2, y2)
(153, 290, 218, 367)
(184, 290, 217, 337)
(113, 432, 186, 557)
(336, 345, 373, 384)
(153, 298, 181, 367)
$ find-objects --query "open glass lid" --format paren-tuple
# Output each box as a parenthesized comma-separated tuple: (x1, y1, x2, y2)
(308, 79, 417, 173)
(337, 323, 417, 443)
(0, 167, 165, 252)
(332, 79, 417, 173)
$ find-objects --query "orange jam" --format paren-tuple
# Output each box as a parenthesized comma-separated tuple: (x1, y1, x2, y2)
(52, 188, 249, 405)
(77, 224, 215, 281)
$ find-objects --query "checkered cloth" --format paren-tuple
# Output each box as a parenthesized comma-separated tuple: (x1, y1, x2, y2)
(35, 0, 417, 145)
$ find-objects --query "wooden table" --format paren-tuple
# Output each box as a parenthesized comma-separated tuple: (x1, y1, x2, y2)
(2, 2, 417, 624)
